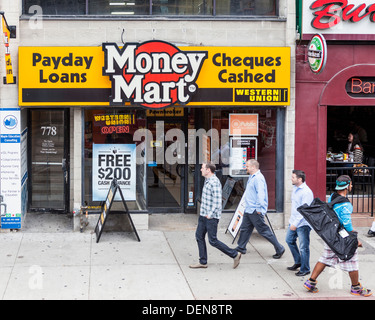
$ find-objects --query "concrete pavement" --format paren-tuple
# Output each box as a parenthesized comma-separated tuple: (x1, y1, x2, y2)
(1, 213, 375, 300)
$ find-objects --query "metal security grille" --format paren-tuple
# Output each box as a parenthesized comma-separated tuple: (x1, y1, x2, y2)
(326, 166, 374, 216)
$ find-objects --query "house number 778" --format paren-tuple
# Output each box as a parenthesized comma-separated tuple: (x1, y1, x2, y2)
(41, 126, 57, 135)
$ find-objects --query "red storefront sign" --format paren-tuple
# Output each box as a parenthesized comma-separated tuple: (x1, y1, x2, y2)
(102, 40, 208, 109)
(310, 0, 375, 30)
(346, 77, 375, 97)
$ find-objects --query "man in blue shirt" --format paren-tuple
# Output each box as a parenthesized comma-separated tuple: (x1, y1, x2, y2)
(286, 170, 314, 276)
(235, 159, 285, 259)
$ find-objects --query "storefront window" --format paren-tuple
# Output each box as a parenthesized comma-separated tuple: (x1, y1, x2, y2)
(23, 0, 276, 16)
(24, 0, 86, 15)
(89, 0, 150, 15)
(152, 0, 212, 15)
(84, 109, 147, 210)
(210, 108, 277, 210)
(216, 0, 276, 16)
(84, 107, 277, 212)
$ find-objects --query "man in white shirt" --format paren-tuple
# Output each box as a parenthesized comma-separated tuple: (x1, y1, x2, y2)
(286, 170, 314, 276)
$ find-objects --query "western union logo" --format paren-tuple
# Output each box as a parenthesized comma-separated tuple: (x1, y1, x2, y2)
(235, 88, 288, 103)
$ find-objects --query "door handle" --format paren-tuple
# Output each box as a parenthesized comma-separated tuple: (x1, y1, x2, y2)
(62, 158, 67, 171)
(62, 158, 68, 183)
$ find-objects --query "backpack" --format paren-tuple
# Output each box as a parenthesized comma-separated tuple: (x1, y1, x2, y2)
(297, 195, 358, 261)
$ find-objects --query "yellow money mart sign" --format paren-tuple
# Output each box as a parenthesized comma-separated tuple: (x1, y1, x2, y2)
(19, 43, 290, 108)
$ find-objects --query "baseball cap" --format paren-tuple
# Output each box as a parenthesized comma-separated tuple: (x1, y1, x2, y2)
(335, 178, 351, 190)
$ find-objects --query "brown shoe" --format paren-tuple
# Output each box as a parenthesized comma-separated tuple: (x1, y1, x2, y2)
(233, 252, 242, 269)
(189, 263, 208, 269)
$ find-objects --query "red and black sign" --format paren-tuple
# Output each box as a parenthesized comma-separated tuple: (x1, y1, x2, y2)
(102, 40, 208, 109)
(310, 0, 375, 29)
(346, 77, 375, 97)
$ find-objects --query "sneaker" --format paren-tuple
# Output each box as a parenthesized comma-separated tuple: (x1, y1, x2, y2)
(233, 252, 242, 269)
(351, 283, 373, 297)
(189, 263, 208, 269)
(303, 279, 319, 293)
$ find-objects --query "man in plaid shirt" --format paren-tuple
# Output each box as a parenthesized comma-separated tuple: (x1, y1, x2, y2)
(190, 162, 241, 269)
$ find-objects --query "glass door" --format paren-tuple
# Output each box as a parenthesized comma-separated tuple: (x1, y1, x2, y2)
(29, 109, 69, 212)
(147, 119, 186, 211)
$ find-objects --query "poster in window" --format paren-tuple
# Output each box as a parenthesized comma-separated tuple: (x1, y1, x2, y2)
(229, 114, 258, 136)
(229, 137, 257, 177)
(0, 108, 22, 229)
(92, 143, 136, 201)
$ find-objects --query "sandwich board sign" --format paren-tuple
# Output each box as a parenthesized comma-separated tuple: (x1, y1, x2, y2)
(94, 179, 140, 243)
(226, 194, 246, 243)
(226, 193, 274, 243)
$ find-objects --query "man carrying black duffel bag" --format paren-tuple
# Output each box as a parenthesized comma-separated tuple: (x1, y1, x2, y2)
(303, 175, 372, 297)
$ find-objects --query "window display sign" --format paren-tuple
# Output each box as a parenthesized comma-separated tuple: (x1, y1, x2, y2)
(146, 107, 184, 117)
(93, 113, 135, 126)
(202, 134, 211, 163)
(93, 113, 135, 134)
(229, 137, 257, 177)
(0, 108, 21, 229)
(18, 44, 290, 107)
(92, 143, 136, 201)
(229, 114, 258, 135)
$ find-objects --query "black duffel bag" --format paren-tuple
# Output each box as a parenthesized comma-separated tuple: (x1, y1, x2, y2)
(297, 195, 358, 261)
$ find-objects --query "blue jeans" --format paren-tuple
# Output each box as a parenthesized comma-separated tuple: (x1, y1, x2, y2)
(195, 215, 238, 265)
(285, 225, 311, 273)
(236, 211, 285, 255)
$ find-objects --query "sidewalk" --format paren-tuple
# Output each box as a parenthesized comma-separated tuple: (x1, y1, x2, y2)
(1, 213, 375, 300)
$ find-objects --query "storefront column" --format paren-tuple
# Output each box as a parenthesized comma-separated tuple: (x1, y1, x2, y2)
(73, 107, 82, 231)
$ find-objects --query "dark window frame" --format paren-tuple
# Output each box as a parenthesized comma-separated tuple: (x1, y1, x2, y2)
(22, 0, 280, 19)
